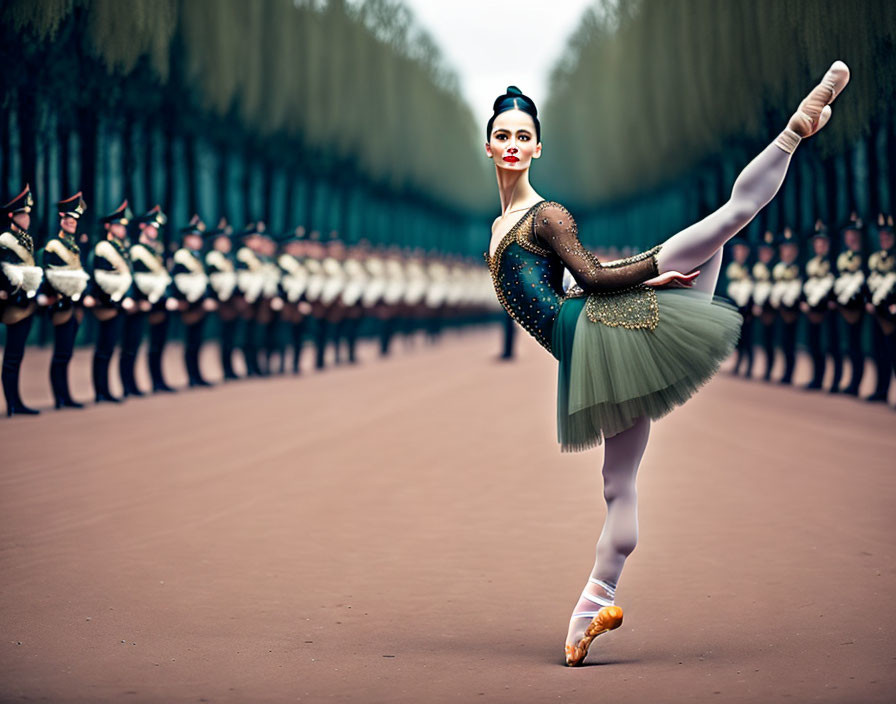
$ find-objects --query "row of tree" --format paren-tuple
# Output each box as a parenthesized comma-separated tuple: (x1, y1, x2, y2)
(0, 0, 493, 254)
(538, 0, 896, 252)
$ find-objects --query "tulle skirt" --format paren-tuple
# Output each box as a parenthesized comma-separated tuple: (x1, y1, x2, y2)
(552, 288, 742, 453)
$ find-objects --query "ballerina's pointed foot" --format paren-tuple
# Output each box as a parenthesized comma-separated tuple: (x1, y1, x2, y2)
(788, 60, 850, 138)
(565, 605, 623, 667)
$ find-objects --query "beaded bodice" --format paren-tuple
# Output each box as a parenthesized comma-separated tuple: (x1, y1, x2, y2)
(483, 203, 565, 353)
(484, 200, 662, 358)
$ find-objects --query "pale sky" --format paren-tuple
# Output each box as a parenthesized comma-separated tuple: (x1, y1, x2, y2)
(402, 0, 595, 132)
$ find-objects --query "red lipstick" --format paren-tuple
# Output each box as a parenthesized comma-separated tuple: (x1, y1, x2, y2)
(503, 156, 519, 163)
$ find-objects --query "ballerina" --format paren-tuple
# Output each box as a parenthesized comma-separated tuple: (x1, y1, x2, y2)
(482, 61, 850, 666)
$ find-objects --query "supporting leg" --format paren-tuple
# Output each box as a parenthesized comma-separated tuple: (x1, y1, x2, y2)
(565, 416, 650, 661)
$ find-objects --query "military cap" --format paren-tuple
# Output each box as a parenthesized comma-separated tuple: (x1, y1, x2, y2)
(99, 199, 132, 225)
(3, 184, 34, 218)
(180, 214, 206, 237)
(57, 191, 86, 220)
(135, 204, 167, 229)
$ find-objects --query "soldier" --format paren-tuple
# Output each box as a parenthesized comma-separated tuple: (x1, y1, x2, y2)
(131, 205, 178, 393)
(1, 184, 43, 415)
(257, 225, 284, 375)
(316, 231, 347, 369)
(234, 222, 267, 377)
(801, 222, 842, 392)
(401, 247, 428, 350)
(205, 218, 240, 380)
(172, 215, 214, 387)
(424, 249, 450, 345)
(121, 205, 172, 396)
(337, 238, 367, 365)
(39, 191, 90, 409)
(361, 241, 387, 353)
(300, 230, 326, 370)
(725, 236, 754, 377)
(752, 230, 777, 381)
(277, 227, 312, 374)
(380, 245, 406, 356)
(770, 227, 802, 385)
(865, 214, 895, 403)
(85, 200, 136, 403)
(833, 216, 867, 396)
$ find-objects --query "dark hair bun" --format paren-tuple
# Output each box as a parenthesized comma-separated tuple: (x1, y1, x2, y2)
(487, 86, 541, 141)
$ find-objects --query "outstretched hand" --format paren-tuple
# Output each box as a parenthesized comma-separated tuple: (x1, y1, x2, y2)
(643, 270, 699, 289)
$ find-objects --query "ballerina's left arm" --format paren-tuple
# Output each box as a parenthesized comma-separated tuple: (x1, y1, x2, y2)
(533, 202, 696, 291)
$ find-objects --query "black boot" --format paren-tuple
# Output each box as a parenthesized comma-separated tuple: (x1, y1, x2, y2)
(185, 319, 212, 387)
(119, 312, 145, 397)
(3, 316, 40, 416)
(220, 318, 239, 380)
(148, 316, 176, 393)
(291, 318, 308, 374)
(93, 316, 122, 403)
(843, 320, 865, 396)
(347, 317, 360, 364)
(315, 318, 328, 370)
(242, 319, 262, 377)
(50, 315, 83, 408)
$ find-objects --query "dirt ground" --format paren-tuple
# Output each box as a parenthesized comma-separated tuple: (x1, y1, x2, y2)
(1, 327, 894, 703)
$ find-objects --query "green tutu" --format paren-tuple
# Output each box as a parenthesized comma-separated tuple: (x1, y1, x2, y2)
(552, 288, 742, 452)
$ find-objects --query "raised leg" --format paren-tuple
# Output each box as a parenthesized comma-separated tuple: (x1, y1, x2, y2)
(657, 61, 849, 277)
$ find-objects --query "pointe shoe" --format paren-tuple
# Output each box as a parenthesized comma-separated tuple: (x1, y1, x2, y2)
(565, 605, 624, 667)
(787, 61, 851, 139)
(564, 577, 624, 667)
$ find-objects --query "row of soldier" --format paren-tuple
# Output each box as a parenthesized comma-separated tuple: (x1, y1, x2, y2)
(725, 214, 896, 405)
(0, 184, 498, 416)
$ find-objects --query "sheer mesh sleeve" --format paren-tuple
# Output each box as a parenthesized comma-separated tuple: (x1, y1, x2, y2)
(533, 202, 658, 292)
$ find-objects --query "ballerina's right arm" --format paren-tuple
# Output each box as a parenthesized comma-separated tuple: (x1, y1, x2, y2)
(533, 202, 661, 292)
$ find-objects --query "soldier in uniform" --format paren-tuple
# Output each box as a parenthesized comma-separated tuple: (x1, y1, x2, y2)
(337, 239, 368, 364)
(380, 245, 406, 357)
(751, 230, 777, 381)
(725, 236, 754, 377)
(172, 215, 214, 387)
(234, 222, 266, 377)
(257, 225, 284, 374)
(801, 222, 842, 391)
(39, 191, 91, 409)
(120, 205, 172, 396)
(361, 241, 387, 354)
(277, 227, 312, 374)
(424, 249, 450, 346)
(833, 216, 867, 396)
(205, 218, 240, 380)
(316, 231, 347, 369)
(770, 227, 802, 385)
(84, 200, 136, 403)
(131, 205, 178, 394)
(1, 185, 43, 415)
(865, 214, 895, 403)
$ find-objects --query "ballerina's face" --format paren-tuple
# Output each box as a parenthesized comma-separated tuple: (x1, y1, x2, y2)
(486, 109, 541, 171)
